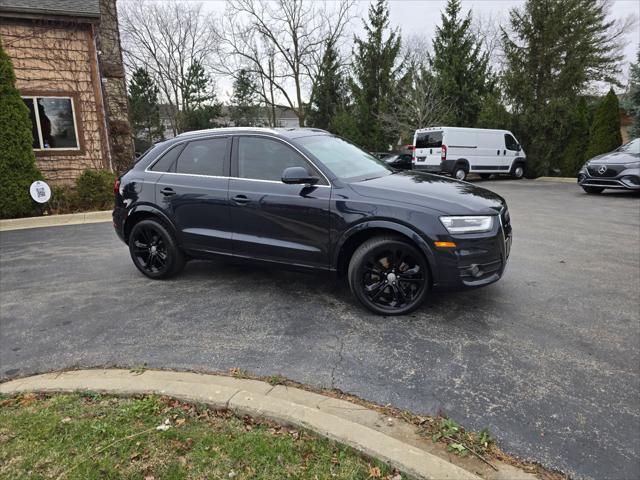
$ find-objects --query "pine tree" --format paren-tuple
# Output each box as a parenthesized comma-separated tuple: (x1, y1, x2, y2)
(230, 69, 259, 127)
(308, 41, 345, 131)
(561, 97, 590, 175)
(181, 61, 222, 132)
(0, 40, 43, 218)
(586, 88, 622, 159)
(502, 0, 624, 176)
(475, 90, 511, 130)
(350, 0, 401, 151)
(128, 68, 163, 142)
(628, 47, 640, 138)
(430, 0, 492, 127)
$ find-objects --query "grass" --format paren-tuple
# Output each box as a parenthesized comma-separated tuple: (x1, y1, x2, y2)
(0, 393, 399, 479)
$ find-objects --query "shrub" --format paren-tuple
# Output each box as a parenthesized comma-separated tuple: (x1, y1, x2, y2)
(75, 169, 116, 210)
(0, 39, 43, 219)
(48, 186, 79, 214)
(585, 88, 622, 160)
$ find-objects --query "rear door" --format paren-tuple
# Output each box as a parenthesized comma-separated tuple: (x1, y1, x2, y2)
(228, 135, 331, 268)
(413, 130, 443, 170)
(153, 136, 233, 253)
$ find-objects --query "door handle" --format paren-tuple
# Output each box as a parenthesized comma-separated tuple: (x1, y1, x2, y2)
(160, 187, 176, 196)
(503, 150, 506, 155)
(497, 150, 500, 155)
(232, 194, 250, 205)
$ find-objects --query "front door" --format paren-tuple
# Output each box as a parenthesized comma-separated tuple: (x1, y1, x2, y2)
(228, 135, 331, 268)
(154, 136, 233, 253)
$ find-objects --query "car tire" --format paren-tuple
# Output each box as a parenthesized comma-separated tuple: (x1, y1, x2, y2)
(129, 218, 185, 279)
(582, 186, 605, 194)
(348, 235, 429, 316)
(479, 173, 492, 180)
(453, 164, 468, 181)
(510, 162, 525, 179)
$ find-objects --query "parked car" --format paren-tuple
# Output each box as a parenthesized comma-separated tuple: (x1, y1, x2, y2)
(412, 127, 526, 181)
(113, 127, 512, 315)
(383, 153, 413, 169)
(577, 138, 640, 194)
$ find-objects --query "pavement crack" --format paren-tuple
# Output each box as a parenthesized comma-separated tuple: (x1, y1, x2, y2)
(329, 334, 346, 390)
(225, 389, 241, 410)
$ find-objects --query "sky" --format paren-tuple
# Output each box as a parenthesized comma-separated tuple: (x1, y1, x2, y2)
(157, 0, 640, 100)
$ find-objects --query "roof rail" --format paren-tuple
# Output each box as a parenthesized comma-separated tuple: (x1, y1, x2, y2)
(176, 127, 280, 137)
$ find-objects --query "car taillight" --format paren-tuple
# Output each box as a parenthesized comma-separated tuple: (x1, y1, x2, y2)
(441, 145, 447, 161)
(114, 179, 120, 195)
(412, 156, 416, 163)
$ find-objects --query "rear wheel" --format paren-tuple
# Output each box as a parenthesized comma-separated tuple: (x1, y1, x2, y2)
(348, 236, 429, 316)
(129, 219, 185, 279)
(582, 186, 604, 194)
(453, 164, 468, 181)
(479, 173, 492, 180)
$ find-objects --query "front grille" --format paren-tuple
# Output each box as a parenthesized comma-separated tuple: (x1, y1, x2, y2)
(583, 179, 622, 186)
(587, 165, 621, 177)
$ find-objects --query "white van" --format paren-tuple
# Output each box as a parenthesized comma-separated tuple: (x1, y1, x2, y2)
(412, 127, 526, 181)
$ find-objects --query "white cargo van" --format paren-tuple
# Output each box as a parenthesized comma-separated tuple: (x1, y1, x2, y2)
(412, 127, 526, 181)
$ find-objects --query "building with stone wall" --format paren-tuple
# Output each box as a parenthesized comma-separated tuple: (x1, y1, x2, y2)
(0, 0, 134, 185)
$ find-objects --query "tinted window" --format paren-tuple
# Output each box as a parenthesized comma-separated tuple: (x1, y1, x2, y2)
(415, 132, 443, 149)
(22, 98, 40, 149)
(505, 134, 519, 151)
(237, 137, 312, 182)
(176, 138, 228, 176)
(297, 135, 391, 181)
(37, 98, 78, 149)
(150, 143, 184, 172)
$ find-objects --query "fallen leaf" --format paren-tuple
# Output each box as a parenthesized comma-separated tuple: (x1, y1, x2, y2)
(369, 466, 382, 478)
(61, 417, 71, 423)
(176, 418, 186, 427)
(144, 476, 155, 480)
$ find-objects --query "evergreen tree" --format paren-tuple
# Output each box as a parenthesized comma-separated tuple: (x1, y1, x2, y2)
(0, 40, 43, 218)
(308, 41, 345, 131)
(128, 68, 163, 142)
(181, 61, 222, 132)
(430, 0, 492, 127)
(561, 97, 590, 175)
(628, 47, 640, 138)
(502, 0, 624, 176)
(230, 69, 259, 127)
(475, 90, 511, 130)
(586, 88, 622, 159)
(350, 0, 401, 151)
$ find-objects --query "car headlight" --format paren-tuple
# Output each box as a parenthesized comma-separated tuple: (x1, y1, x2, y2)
(439, 216, 494, 234)
(624, 161, 640, 168)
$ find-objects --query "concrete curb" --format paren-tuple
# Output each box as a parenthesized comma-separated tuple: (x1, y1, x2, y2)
(0, 369, 536, 480)
(0, 210, 111, 232)
(534, 177, 576, 184)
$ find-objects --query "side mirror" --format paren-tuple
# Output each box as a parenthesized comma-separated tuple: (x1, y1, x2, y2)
(516, 144, 522, 152)
(281, 166, 319, 185)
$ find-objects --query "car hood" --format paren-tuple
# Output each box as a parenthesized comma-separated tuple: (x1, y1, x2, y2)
(349, 171, 505, 215)
(587, 151, 639, 164)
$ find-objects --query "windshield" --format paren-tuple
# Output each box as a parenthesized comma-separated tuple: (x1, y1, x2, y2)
(297, 135, 393, 181)
(616, 138, 640, 154)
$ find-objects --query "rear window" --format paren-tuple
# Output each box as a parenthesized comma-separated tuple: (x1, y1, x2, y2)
(415, 132, 443, 149)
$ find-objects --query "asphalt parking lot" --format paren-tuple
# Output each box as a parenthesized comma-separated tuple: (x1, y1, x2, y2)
(1, 179, 639, 479)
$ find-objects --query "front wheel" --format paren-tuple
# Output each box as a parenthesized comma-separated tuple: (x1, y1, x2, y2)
(348, 236, 429, 315)
(582, 186, 604, 194)
(511, 163, 524, 179)
(129, 219, 185, 279)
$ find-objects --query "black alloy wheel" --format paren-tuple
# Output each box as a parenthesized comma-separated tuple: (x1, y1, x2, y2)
(348, 236, 429, 315)
(129, 219, 185, 279)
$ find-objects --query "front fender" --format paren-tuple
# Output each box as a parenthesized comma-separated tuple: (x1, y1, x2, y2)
(333, 219, 439, 283)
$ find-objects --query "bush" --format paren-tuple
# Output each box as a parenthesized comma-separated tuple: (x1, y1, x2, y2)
(586, 88, 622, 160)
(75, 169, 116, 210)
(48, 186, 79, 214)
(0, 39, 43, 219)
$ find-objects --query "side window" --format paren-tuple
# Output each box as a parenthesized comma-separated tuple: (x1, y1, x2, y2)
(237, 137, 317, 182)
(176, 137, 228, 176)
(150, 144, 184, 172)
(505, 134, 519, 151)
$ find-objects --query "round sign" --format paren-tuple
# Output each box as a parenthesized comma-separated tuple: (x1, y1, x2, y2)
(30, 180, 52, 204)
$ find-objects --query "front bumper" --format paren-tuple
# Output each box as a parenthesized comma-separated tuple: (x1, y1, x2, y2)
(578, 166, 640, 190)
(431, 208, 512, 290)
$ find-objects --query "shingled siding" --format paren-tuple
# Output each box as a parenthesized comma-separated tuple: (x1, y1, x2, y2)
(1, 20, 108, 185)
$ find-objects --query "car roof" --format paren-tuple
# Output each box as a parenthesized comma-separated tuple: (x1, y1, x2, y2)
(175, 127, 330, 140)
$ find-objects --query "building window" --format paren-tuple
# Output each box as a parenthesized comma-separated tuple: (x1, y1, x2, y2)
(22, 96, 80, 150)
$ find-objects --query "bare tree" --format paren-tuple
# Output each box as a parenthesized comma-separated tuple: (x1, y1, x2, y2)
(119, 0, 217, 135)
(214, 0, 355, 127)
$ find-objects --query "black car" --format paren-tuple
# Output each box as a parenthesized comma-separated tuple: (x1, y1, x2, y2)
(383, 153, 413, 170)
(578, 138, 640, 193)
(113, 128, 512, 315)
